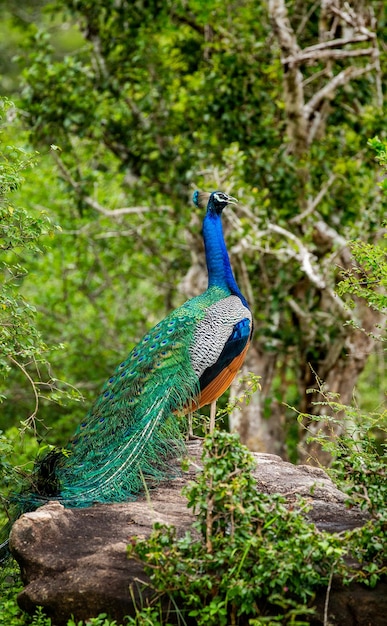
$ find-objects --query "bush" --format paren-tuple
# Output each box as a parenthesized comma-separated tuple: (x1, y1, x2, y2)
(128, 431, 346, 625)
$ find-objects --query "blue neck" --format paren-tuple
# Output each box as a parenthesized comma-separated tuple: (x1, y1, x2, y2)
(202, 211, 248, 308)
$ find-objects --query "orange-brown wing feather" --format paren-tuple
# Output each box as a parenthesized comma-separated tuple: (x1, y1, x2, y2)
(188, 341, 250, 411)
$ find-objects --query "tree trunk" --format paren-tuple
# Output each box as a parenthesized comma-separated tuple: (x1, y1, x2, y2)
(229, 345, 286, 456)
(298, 300, 384, 464)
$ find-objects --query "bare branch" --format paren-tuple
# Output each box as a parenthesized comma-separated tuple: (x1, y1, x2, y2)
(268, 223, 326, 289)
(124, 97, 151, 131)
(329, 4, 375, 38)
(304, 33, 375, 52)
(8, 355, 39, 433)
(51, 148, 78, 189)
(268, 0, 307, 155)
(323, 559, 338, 626)
(236, 256, 255, 306)
(302, 67, 330, 88)
(325, 286, 353, 321)
(268, 0, 301, 57)
(81, 195, 172, 217)
(283, 45, 375, 66)
(290, 173, 336, 224)
(314, 220, 348, 250)
(288, 296, 311, 320)
(228, 204, 355, 328)
(284, 27, 376, 67)
(51, 149, 172, 217)
(296, 0, 320, 36)
(304, 62, 378, 119)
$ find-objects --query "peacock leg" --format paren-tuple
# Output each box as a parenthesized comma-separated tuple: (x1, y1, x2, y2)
(209, 401, 216, 433)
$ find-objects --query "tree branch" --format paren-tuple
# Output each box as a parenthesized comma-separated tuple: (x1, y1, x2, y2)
(268, 223, 326, 289)
(289, 173, 336, 224)
(269, 0, 380, 154)
(304, 63, 378, 120)
(329, 4, 375, 38)
(283, 45, 375, 66)
(268, 0, 301, 57)
(8, 355, 39, 434)
(268, 0, 307, 155)
(303, 33, 375, 52)
(81, 195, 172, 218)
(51, 149, 172, 217)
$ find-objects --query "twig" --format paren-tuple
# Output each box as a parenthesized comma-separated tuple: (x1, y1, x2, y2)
(304, 63, 378, 119)
(303, 33, 375, 52)
(268, 223, 326, 289)
(8, 355, 39, 434)
(314, 220, 348, 249)
(283, 45, 375, 66)
(51, 148, 172, 217)
(326, 286, 353, 321)
(324, 561, 337, 626)
(81, 194, 172, 217)
(330, 5, 375, 38)
(302, 67, 332, 88)
(296, 0, 320, 36)
(124, 97, 151, 130)
(290, 173, 336, 223)
(288, 296, 310, 320)
(206, 491, 214, 553)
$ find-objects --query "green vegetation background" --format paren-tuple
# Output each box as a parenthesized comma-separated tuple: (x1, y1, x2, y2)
(0, 1, 386, 624)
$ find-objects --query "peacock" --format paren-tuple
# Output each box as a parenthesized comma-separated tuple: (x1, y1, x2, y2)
(1, 190, 252, 558)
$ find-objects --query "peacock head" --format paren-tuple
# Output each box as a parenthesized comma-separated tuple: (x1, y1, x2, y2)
(193, 190, 237, 215)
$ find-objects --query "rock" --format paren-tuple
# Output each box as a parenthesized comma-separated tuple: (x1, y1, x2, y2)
(10, 441, 385, 625)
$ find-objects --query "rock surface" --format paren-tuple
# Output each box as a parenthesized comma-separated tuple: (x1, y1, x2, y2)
(10, 441, 386, 625)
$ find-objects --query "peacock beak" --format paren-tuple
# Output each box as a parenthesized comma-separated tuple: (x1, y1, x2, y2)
(226, 195, 238, 205)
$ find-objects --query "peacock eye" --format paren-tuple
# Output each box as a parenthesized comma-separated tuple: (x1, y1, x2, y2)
(214, 192, 224, 203)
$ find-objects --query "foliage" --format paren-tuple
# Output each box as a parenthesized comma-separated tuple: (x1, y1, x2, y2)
(126, 417, 386, 624)
(0, 427, 41, 517)
(0, 98, 51, 387)
(369, 136, 387, 183)
(0, 97, 82, 430)
(337, 239, 387, 314)
(67, 614, 123, 626)
(0, 560, 25, 626)
(0, 98, 51, 526)
(0, 98, 82, 557)
(128, 431, 347, 625)
(300, 396, 387, 588)
(337, 137, 387, 316)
